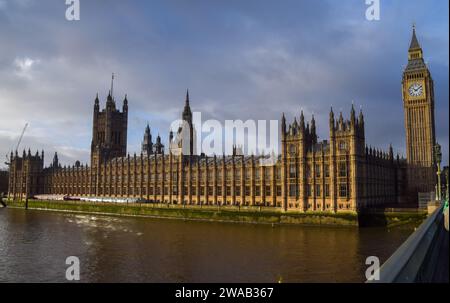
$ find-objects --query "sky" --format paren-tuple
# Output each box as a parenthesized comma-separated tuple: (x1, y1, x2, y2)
(0, 0, 448, 168)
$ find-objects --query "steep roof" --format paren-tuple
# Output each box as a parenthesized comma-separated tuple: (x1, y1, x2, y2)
(409, 26, 421, 50)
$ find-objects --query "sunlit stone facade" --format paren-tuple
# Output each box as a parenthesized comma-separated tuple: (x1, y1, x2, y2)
(6, 94, 408, 212)
(8, 28, 435, 211)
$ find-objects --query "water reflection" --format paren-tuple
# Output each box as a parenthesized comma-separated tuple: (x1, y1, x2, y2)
(0, 208, 415, 283)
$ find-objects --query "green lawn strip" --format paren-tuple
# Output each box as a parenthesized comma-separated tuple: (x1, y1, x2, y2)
(6, 200, 362, 226)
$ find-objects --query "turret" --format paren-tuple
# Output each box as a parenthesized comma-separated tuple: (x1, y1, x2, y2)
(94, 93, 100, 112)
(52, 152, 59, 168)
(106, 90, 116, 111)
(299, 110, 305, 132)
(142, 123, 153, 156)
(154, 135, 164, 155)
(350, 104, 356, 127)
(358, 108, 364, 127)
(389, 144, 394, 161)
(310, 115, 317, 143)
(334, 111, 344, 131)
(329, 107, 335, 132)
(123, 94, 128, 113)
(92, 93, 100, 152)
(281, 113, 286, 138)
(292, 117, 299, 134)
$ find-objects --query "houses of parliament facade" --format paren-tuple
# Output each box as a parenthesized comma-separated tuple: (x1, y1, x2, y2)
(7, 27, 438, 212)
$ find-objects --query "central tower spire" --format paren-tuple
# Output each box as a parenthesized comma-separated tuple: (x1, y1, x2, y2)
(110, 73, 115, 99)
(182, 89, 193, 124)
(185, 89, 190, 106)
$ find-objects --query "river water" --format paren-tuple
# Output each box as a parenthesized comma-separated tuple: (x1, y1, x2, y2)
(0, 208, 416, 283)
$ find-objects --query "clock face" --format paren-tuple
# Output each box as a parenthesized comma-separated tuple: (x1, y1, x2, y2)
(408, 83, 423, 97)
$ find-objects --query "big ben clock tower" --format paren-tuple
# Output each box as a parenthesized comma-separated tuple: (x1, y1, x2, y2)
(402, 25, 436, 199)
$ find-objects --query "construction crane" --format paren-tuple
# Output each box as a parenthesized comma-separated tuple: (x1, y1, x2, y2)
(4, 123, 28, 166)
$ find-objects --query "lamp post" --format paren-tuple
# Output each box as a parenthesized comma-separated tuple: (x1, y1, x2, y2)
(434, 144, 442, 201)
(445, 168, 449, 200)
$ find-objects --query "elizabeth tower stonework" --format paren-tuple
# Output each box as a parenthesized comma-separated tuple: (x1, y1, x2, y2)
(402, 26, 436, 199)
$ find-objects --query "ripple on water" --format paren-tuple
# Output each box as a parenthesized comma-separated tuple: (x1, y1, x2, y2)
(0, 208, 415, 282)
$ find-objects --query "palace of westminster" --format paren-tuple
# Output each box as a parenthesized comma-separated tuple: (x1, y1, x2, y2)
(7, 27, 439, 212)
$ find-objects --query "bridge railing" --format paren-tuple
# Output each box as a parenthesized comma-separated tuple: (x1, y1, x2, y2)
(368, 201, 446, 283)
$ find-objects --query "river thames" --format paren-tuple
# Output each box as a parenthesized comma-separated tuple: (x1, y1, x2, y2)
(0, 208, 416, 283)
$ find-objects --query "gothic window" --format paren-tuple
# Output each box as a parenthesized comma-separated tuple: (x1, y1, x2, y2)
(339, 141, 348, 151)
(315, 164, 321, 178)
(338, 163, 347, 177)
(315, 184, 321, 197)
(289, 164, 297, 178)
(265, 186, 271, 196)
(289, 184, 297, 197)
(255, 186, 261, 196)
(339, 183, 348, 198)
(289, 144, 296, 156)
(276, 186, 282, 196)
(306, 184, 312, 197)
(325, 184, 330, 197)
(324, 164, 330, 178)
(245, 186, 250, 196)
(276, 167, 282, 180)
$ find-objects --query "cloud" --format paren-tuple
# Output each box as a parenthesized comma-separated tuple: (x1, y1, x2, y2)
(13, 57, 40, 78)
(0, 0, 448, 169)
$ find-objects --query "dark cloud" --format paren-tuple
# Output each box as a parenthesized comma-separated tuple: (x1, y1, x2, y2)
(0, 0, 448, 168)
